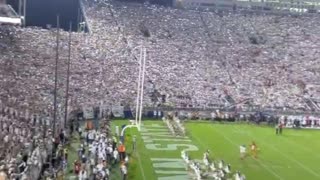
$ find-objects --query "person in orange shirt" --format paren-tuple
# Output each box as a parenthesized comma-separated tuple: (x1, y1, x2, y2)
(250, 141, 258, 158)
(118, 143, 126, 161)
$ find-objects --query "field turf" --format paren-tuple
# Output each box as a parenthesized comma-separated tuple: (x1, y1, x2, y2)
(111, 120, 320, 180)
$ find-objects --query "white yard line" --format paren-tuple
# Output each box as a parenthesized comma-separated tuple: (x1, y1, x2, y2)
(233, 125, 320, 178)
(278, 135, 320, 160)
(210, 125, 285, 180)
(247, 163, 291, 169)
(189, 133, 209, 150)
(136, 149, 147, 180)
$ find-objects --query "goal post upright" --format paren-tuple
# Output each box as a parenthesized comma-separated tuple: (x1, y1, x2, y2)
(121, 46, 146, 138)
(135, 46, 143, 126)
(138, 47, 146, 131)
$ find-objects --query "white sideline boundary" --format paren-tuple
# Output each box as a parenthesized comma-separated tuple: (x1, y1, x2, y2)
(130, 127, 147, 180)
(136, 149, 147, 180)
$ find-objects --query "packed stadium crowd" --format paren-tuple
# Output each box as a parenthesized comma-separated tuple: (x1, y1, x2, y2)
(83, 0, 320, 111)
(1, 0, 320, 116)
(2, 0, 320, 179)
(0, 106, 54, 180)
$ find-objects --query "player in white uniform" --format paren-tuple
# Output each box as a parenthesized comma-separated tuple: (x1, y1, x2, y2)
(224, 164, 231, 174)
(218, 160, 224, 169)
(203, 153, 209, 167)
(240, 145, 246, 160)
(234, 171, 241, 180)
(209, 162, 216, 171)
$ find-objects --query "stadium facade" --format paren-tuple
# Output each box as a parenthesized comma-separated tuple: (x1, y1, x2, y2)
(0, 0, 24, 25)
(173, 0, 320, 13)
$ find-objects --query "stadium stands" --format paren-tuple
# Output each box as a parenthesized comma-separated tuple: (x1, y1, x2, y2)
(3, 0, 320, 178)
(0, 106, 52, 179)
(82, 0, 320, 111)
(3, 0, 320, 115)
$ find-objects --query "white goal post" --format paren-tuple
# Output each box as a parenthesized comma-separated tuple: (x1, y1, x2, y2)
(121, 46, 146, 137)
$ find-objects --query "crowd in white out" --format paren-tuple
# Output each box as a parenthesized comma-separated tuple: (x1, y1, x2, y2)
(83, 0, 320, 110)
(1, 0, 320, 179)
(1, 0, 320, 123)
(0, 106, 53, 179)
(1, 0, 320, 178)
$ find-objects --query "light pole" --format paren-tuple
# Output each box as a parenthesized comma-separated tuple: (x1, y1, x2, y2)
(53, 15, 60, 138)
(64, 22, 72, 129)
(23, 0, 26, 26)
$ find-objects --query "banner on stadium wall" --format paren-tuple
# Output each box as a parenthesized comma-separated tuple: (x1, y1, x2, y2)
(83, 106, 94, 119)
(187, 112, 193, 119)
(112, 105, 124, 118)
(100, 104, 110, 118)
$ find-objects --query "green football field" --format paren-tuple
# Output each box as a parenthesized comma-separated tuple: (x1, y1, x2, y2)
(111, 120, 320, 180)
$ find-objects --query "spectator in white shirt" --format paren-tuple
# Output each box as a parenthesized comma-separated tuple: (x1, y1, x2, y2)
(113, 149, 119, 164)
(78, 168, 88, 180)
(120, 163, 128, 180)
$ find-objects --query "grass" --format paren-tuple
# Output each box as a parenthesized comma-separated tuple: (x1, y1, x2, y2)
(185, 122, 320, 180)
(66, 136, 81, 173)
(110, 120, 320, 180)
(111, 121, 150, 180)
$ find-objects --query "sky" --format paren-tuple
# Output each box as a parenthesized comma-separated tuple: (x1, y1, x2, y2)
(7, 0, 173, 31)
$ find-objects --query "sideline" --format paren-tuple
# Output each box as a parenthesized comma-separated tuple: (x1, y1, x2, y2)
(130, 127, 147, 180)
